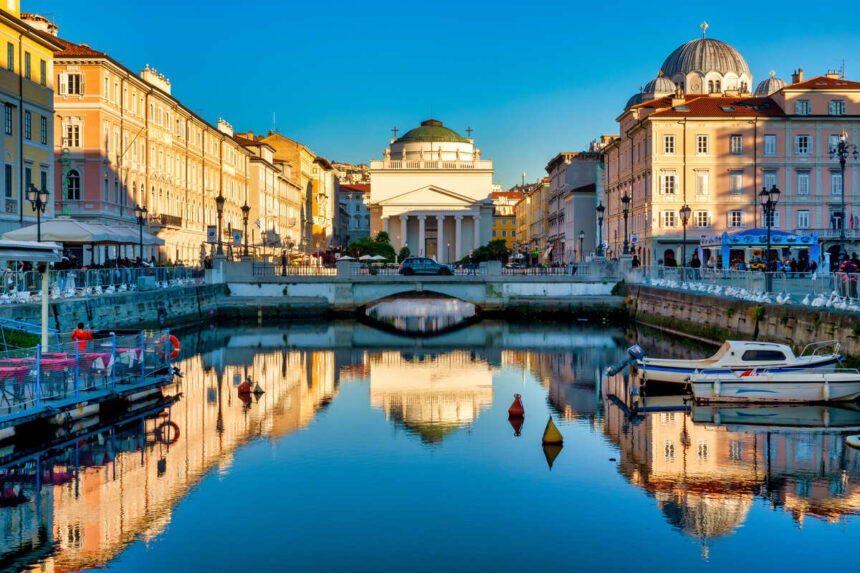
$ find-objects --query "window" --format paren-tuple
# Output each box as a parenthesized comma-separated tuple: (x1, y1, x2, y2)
(24, 166, 31, 190)
(63, 124, 80, 148)
(660, 171, 676, 194)
(694, 210, 710, 227)
(828, 134, 840, 154)
(663, 134, 675, 155)
(664, 441, 675, 461)
(39, 115, 46, 144)
(661, 210, 676, 227)
(795, 100, 811, 115)
(831, 171, 843, 195)
(65, 73, 83, 95)
(729, 210, 744, 228)
(829, 100, 846, 115)
(695, 171, 709, 195)
(511, 230, 515, 237)
(5, 43, 12, 72)
(3, 104, 11, 135)
(729, 170, 744, 194)
(795, 135, 810, 155)
(797, 209, 810, 229)
(764, 134, 777, 156)
(501, 230, 507, 237)
(23, 111, 30, 140)
(39, 59, 45, 86)
(730, 134, 743, 154)
(40, 170, 46, 191)
(729, 441, 744, 462)
(741, 350, 786, 361)
(796, 171, 810, 195)
(763, 171, 777, 192)
(765, 209, 779, 228)
(23, 52, 29, 79)
(696, 134, 709, 154)
(103, 176, 109, 202)
(67, 169, 80, 200)
(4, 164, 11, 198)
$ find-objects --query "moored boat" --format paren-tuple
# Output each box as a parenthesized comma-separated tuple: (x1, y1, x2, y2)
(692, 403, 860, 431)
(638, 340, 841, 385)
(689, 369, 860, 404)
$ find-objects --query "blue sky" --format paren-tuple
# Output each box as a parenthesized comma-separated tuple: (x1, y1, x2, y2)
(35, 0, 860, 187)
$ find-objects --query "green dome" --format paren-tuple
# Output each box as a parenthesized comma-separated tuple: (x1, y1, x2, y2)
(396, 119, 469, 144)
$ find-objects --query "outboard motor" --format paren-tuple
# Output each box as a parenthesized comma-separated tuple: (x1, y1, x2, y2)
(606, 345, 646, 376)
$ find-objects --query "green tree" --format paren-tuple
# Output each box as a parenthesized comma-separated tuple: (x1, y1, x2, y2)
(458, 239, 510, 264)
(398, 246, 411, 262)
(375, 231, 391, 243)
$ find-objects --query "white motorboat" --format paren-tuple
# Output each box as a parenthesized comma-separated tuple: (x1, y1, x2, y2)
(637, 340, 841, 385)
(689, 369, 860, 403)
(692, 403, 860, 431)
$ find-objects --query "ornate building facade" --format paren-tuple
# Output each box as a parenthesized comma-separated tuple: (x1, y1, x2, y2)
(368, 119, 494, 263)
(604, 25, 860, 266)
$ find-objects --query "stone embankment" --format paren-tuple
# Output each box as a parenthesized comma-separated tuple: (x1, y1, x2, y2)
(631, 285, 860, 361)
(0, 284, 224, 332)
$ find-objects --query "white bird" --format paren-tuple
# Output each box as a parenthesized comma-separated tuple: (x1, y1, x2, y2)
(801, 294, 810, 306)
(811, 294, 827, 307)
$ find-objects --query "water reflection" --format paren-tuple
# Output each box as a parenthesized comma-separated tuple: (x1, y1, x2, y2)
(365, 296, 477, 335)
(0, 321, 857, 571)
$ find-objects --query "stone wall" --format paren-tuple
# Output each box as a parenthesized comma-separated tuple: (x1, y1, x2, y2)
(0, 284, 224, 333)
(631, 285, 860, 360)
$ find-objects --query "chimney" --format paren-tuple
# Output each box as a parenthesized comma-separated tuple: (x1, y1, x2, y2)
(247, 130, 254, 140)
(791, 68, 804, 84)
(825, 69, 840, 79)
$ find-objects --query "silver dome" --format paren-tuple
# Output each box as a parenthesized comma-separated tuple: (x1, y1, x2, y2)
(643, 74, 676, 98)
(625, 92, 643, 108)
(661, 38, 751, 78)
(755, 74, 786, 96)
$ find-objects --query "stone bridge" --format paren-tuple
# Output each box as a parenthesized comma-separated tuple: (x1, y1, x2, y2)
(212, 260, 625, 316)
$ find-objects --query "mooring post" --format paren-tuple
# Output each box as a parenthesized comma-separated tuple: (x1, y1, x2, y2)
(139, 330, 145, 383)
(35, 343, 41, 408)
(111, 332, 117, 392)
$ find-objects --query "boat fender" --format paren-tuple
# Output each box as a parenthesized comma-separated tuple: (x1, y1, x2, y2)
(822, 380, 830, 402)
(713, 411, 721, 425)
(846, 435, 860, 450)
(155, 421, 180, 444)
(714, 379, 721, 397)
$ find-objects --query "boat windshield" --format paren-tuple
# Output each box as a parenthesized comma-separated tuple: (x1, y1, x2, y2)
(709, 342, 731, 361)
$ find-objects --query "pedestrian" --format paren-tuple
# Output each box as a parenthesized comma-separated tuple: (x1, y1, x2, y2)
(280, 251, 287, 275)
(631, 254, 640, 268)
(72, 322, 93, 352)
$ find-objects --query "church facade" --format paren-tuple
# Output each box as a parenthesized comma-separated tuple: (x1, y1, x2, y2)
(368, 119, 494, 263)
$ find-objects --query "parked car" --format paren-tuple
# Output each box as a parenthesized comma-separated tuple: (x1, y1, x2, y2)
(398, 257, 454, 275)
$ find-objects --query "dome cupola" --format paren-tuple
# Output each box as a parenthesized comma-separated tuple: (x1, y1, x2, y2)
(754, 71, 786, 96)
(660, 23, 753, 95)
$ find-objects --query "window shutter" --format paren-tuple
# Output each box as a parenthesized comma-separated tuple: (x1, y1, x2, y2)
(80, 73, 86, 95)
(58, 72, 67, 95)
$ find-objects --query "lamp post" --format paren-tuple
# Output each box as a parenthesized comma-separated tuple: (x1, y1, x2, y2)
(679, 204, 691, 269)
(215, 192, 225, 257)
(760, 184, 781, 293)
(828, 129, 858, 260)
(578, 229, 585, 263)
(621, 193, 630, 255)
(596, 202, 605, 257)
(241, 202, 250, 257)
(133, 204, 147, 261)
(26, 184, 49, 242)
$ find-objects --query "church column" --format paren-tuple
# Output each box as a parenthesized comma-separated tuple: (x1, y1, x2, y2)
(473, 215, 481, 249)
(454, 215, 463, 260)
(418, 215, 426, 256)
(436, 215, 445, 262)
(400, 215, 408, 250)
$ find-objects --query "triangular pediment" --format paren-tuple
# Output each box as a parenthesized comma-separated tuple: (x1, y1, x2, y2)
(376, 185, 479, 207)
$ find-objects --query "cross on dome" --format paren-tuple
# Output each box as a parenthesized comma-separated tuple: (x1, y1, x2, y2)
(700, 21, 708, 38)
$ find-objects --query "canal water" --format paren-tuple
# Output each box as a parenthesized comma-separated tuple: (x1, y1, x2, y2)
(1, 317, 859, 571)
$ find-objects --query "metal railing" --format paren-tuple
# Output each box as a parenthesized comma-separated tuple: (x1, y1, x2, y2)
(0, 267, 204, 304)
(252, 262, 337, 276)
(634, 265, 860, 310)
(0, 330, 175, 416)
(501, 261, 613, 279)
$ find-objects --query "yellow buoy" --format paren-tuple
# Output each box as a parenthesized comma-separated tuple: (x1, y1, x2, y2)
(542, 416, 563, 444)
(542, 443, 563, 470)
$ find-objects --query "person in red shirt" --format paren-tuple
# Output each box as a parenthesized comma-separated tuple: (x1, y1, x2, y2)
(71, 322, 92, 352)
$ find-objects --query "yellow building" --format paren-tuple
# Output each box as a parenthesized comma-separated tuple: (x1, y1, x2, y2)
(513, 178, 549, 263)
(490, 189, 521, 249)
(0, 6, 62, 234)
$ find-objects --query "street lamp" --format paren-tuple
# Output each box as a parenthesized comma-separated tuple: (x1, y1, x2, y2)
(241, 202, 250, 257)
(578, 229, 585, 263)
(760, 184, 781, 292)
(596, 202, 605, 257)
(621, 194, 630, 255)
(215, 192, 225, 257)
(679, 204, 691, 269)
(134, 204, 147, 261)
(828, 129, 858, 260)
(26, 184, 49, 242)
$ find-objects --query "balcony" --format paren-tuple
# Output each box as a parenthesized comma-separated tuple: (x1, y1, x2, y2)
(150, 213, 183, 229)
(54, 199, 135, 221)
(370, 159, 493, 170)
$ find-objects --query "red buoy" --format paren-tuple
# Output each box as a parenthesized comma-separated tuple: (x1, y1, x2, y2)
(238, 380, 252, 394)
(508, 394, 524, 417)
(509, 415, 523, 437)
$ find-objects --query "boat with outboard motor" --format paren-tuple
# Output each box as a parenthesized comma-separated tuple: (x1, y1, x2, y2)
(689, 368, 860, 403)
(635, 340, 841, 385)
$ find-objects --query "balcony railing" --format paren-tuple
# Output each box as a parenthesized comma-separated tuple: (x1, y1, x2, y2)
(54, 200, 135, 220)
(150, 214, 183, 228)
(370, 159, 493, 170)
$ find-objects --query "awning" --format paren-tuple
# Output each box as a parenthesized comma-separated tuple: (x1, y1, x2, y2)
(1, 217, 164, 245)
(0, 239, 62, 262)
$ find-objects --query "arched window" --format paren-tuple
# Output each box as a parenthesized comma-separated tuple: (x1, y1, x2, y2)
(132, 181, 137, 205)
(708, 80, 714, 93)
(715, 79, 721, 92)
(67, 169, 80, 200)
(740, 81, 748, 93)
